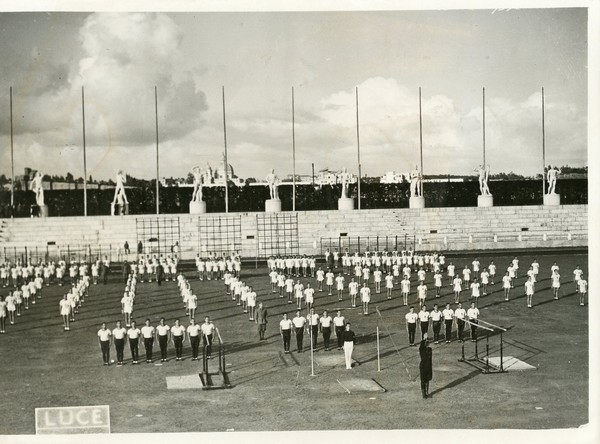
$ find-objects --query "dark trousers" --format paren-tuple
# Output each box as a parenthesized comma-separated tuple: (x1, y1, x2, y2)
(470, 319, 478, 340)
(322, 327, 331, 350)
(282, 329, 291, 351)
(444, 320, 453, 340)
(158, 335, 168, 360)
(100, 340, 110, 364)
(432, 321, 441, 342)
(457, 320, 465, 341)
(129, 338, 139, 361)
(408, 323, 416, 344)
(420, 321, 429, 339)
(114, 338, 125, 363)
(144, 337, 154, 361)
(203, 334, 213, 357)
(311, 325, 318, 349)
(420, 379, 430, 398)
(335, 326, 344, 348)
(295, 327, 304, 352)
(173, 335, 183, 358)
(190, 336, 200, 358)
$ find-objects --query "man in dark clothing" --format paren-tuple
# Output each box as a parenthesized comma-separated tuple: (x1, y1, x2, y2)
(156, 263, 164, 286)
(419, 333, 433, 399)
(255, 302, 268, 340)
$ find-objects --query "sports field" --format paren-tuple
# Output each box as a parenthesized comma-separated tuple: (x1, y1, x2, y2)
(0, 250, 589, 434)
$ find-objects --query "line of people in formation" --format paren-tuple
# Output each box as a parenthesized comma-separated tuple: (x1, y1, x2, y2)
(96, 251, 242, 366)
(0, 260, 93, 333)
(58, 277, 90, 331)
(97, 316, 218, 366)
(265, 253, 587, 354)
(126, 253, 180, 283)
(1, 257, 112, 289)
(265, 254, 588, 315)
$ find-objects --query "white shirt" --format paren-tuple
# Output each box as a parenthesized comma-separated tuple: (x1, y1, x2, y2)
(112, 327, 127, 340)
(280, 319, 293, 330)
(467, 307, 479, 320)
(171, 325, 185, 336)
(292, 316, 306, 328)
(201, 323, 215, 336)
(405, 312, 418, 323)
(98, 329, 111, 341)
(320, 316, 332, 328)
(418, 311, 430, 322)
(127, 328, 140, 339)
(442, 308, 454, 320)
(187, 324, 201, 337)
(430, 310, 442, 321)
(454, 308, 466, 320)
(141, 325, 155, 338)
(156, 325, 170, 336)
(333, 316, 345, 327)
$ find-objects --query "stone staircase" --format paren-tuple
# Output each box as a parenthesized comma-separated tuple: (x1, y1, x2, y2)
(0, 204, 588, 262)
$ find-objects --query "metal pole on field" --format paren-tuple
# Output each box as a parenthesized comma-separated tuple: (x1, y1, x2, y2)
(222, 86, 229, 213)
(541, 87, 546, 196)
(10, 87, 15, 208)
(418, 87, 424, 197)
(154, 86, 160, 215)
(292, 86, 296, 211)
(82, 86, 88, 216)
(356, 87, 361, 210)
(376, 306, 381, 371)
(482, 87, 486, 165)
(310, 324, 315, 376)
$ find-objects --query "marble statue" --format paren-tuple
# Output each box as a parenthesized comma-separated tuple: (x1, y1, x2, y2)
(409, 165, 422, 198)
(265, 168, 280, 200)
(546, 165, 561, 194)
(32, 171, 45, 206)
(191, 166, 204, 202)
(474, 164, 491, 196)
(113, 170, 128, 205)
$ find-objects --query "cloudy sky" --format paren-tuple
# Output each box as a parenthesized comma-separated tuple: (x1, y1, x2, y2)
(0, 7, 588, 181)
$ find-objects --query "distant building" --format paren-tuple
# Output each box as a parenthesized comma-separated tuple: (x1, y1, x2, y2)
(380, 171, 404, 184)
(315, 169, 357, 186)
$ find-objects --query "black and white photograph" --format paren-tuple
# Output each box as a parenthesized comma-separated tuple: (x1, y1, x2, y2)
(0, 0, 597, 443)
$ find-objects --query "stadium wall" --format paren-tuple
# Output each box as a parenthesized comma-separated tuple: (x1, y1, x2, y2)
(0, 204, 588, 261)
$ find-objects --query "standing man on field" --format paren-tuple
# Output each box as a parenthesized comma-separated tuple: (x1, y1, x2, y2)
(419, 332, 433, 399)
(98, 322, 112, 366)
(256, 302, 268, 340)
(292, 310, 307, 352)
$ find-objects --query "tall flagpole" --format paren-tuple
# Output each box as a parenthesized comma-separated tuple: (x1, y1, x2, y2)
(419, 87, 423, 196)
(292, 86, 296, 212)
(482, 87, 486, 165)
(222, 86, 229, 213)
(155, 86, 160, 215)
(541, 87, 546, 196)
(82, 87, 88, 216)
(9, 87, 14, 209)
(356, 87, 361, 210)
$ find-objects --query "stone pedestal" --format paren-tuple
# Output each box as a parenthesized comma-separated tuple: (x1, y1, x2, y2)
(543, 193, 561, 206)
(39, 205, 49, 217)
(189, 201, 207, 214)
(265, 199, 282, 213)
(477, 195, 494, 207)
(111, 202, 129, 216)
(409, 196, 425, 209)
(337, 197, 354, 211)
